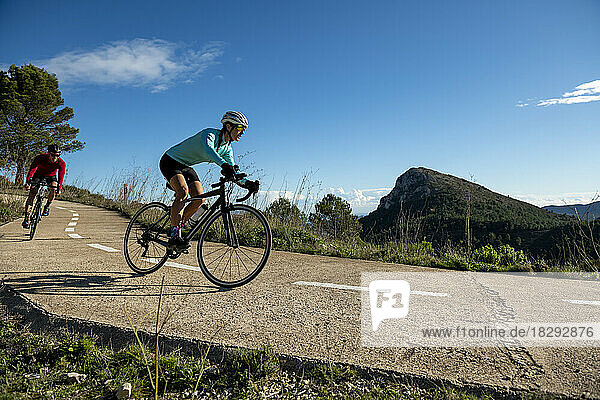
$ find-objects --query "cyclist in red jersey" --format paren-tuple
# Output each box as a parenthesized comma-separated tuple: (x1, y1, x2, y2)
(22, 144, 66, 228)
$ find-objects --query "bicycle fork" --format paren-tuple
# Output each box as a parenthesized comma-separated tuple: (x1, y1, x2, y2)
(222, 211, 239, 248)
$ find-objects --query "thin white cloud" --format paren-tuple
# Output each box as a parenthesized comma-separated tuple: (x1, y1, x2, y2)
(328, 187, 392, 214)
(259, 187, 391, 215)
(38, 39, 225, 92)
(261, 190, 302, 205)
(512, 192, 599, 207)
(535, 79, 600, 106)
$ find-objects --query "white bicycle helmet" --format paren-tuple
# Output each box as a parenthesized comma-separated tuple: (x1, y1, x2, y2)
(221, 111, 248, 128)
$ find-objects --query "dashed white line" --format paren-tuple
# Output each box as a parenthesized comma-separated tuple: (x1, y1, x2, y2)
(65, 210, 80, 237)
(87, 244, 119, 253)
(55, 206, 67, 210)
(142, 258, 201, 272)
(292, 281, 451, 297)
(563, 299, 600, 306)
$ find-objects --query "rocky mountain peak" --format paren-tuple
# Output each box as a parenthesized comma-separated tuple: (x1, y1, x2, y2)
(377, 167, 438, 210)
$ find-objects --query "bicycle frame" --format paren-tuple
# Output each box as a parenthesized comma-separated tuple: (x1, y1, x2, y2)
(31, 182, 49, 214)
(181, 182, 232, 242)
(35, 184, 48, 202)
(148, 178, 242, 248)
(27, 182, 50, 240)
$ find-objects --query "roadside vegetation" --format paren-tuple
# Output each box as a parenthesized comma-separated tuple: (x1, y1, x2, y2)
(0, 305, 494, 399)
(0, 175, 23, 224)
(1, 172, 598, 272)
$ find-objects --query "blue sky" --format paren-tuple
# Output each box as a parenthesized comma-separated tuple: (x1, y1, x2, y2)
(1, 0, 599, 214)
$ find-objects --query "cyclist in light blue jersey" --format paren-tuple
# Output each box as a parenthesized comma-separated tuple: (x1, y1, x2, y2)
(160, 111, 259, 247)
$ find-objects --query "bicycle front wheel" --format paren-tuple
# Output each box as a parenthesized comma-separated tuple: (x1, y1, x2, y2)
(198, 204, 271, 288)
(29, 196, 43, 240)
(124, 202, 171, 274)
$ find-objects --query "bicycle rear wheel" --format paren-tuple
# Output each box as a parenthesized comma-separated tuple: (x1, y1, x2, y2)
(29, 196, 43, 240)
(197, 204, 271, 288)
(124, 202, 171, 274)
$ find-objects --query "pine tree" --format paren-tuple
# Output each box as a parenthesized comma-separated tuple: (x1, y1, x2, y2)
(0, 64, 85, 184)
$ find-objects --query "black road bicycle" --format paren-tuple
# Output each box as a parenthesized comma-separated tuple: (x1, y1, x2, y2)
(123, 174, 272, 288)
(28, 182, 50, 240)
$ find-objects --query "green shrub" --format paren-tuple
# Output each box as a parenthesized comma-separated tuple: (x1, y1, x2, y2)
(470, 244, 528, 271)
(271, 224, 323, 251)
(498, 244, 527, 267)
(472, 245, 500, 265)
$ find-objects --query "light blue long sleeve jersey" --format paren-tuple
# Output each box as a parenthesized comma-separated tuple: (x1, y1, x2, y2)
(165, 128, 234, 167)
(165, 128, 248, 184)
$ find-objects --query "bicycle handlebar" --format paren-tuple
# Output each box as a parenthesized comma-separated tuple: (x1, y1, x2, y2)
(27, 181, 51, 187)
(211, 173, 247, 188)
(235, 191, 254, 202)
(209, 173, 258, 202)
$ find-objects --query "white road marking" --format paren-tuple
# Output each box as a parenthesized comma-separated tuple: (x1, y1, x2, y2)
(68, 233, 83, 239)
(87, 244, 119, 253)
(72, 213, 79, 217)
(68, 222, 77, 226)
(71, 217, 79, 221)
(292, 281, 451, 297)
(294, 281, 367, 292)
(69, 210, 77, 212)
(563, 299, 600, 306)
(55, 206, 67, 210)
(142, 258, 201, 272)
(65, 228, 75, 232)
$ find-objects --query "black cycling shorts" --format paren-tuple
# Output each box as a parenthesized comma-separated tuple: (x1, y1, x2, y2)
(159, 153, 200, 184)
(30, 173, 58, 187)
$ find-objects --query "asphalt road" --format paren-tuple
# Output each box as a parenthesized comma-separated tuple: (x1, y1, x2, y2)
(0, 200, 599, 397)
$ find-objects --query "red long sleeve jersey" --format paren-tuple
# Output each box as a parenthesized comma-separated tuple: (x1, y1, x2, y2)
(26, 154, 66, 190)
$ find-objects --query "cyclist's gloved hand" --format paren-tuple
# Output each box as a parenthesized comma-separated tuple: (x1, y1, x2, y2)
(221, 163, 236, 179)
(243, 180, 260, 193)
(234, 164, 240, 172)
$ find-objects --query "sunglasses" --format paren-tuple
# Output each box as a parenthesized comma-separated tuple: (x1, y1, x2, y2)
(50, 153, 61, 157)
(235, 124, 245, 132)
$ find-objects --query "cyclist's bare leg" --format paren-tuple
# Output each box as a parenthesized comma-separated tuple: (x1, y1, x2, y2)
(182, 181, 204, 223)
(168, 174, 189, 227)
(24, 186, 39, 214)
(47, 183, 57, 203)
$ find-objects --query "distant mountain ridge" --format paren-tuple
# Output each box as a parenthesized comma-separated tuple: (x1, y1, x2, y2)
(359, 167, 575, 256)
(543, 201, 600, 220)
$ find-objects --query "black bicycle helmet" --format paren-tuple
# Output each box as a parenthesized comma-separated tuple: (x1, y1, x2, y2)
(48, 144, 61, 154)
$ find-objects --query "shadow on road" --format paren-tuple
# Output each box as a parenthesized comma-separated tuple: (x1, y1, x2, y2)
(26, 237, 80, 241)
(0, 233, 31, 242)
(1, 271, 227, 296)
(0, 234, 73, 242)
